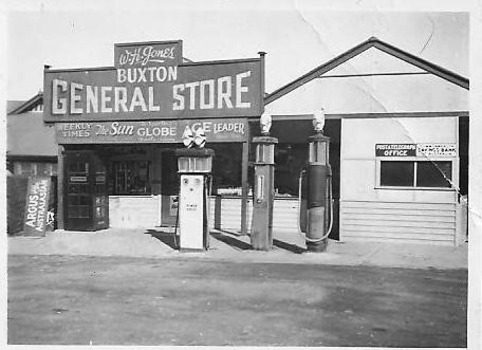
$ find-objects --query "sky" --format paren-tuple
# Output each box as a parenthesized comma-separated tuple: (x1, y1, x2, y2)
(5, 0, 470, 101)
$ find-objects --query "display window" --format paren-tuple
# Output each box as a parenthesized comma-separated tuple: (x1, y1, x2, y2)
(379, 160, 453, 188)
(109, 161, 151, 195)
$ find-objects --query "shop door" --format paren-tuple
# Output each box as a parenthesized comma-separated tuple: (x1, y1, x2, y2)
(64, 150, 109, 231)
(160, 150, 179, 226)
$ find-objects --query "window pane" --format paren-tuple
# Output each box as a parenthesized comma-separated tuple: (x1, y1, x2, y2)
(18, 162, 35, 176)
(36, 163, 49, 176)
(416, 161, 452, 188)
(110, 161, 151, 195)
(380, 161, 414, 187)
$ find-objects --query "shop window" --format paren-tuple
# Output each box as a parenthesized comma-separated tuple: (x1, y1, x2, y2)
(380, 161, 452, 188)
(210, 144, 242, 195)
(416, 161, 452, 188)
(380, 161, 414, 187)
(14, 162, 36, 176)
(36, 163, 52, 176)
(110, 161, 151, 195)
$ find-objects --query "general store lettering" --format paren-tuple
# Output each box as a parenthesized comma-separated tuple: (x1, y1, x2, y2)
(172, 71, 252, 111)
(52, 79, 161, 115)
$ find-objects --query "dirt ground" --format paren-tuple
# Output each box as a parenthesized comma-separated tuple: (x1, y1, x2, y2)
(8, 255, 467, 347)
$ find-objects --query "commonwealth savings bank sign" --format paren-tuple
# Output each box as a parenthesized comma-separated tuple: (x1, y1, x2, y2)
(43, 40, 263, 123)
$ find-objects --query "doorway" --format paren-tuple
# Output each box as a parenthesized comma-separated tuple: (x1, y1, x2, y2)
(251, 118, 341, 240)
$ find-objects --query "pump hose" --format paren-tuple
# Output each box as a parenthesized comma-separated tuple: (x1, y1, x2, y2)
(205, 175, 213, 231)
(297, 168, 334, 243)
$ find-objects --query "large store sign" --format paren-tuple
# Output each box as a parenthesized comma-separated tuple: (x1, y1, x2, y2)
(43, 40, 262, 122)
(55, 118, 248, 144)
(376, 144, 457, 157)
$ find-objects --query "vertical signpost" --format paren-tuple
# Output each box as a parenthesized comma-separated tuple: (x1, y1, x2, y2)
(23, 176, 51, 237)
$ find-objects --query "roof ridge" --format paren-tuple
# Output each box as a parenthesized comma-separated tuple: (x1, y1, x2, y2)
(264, 37, 469, 105)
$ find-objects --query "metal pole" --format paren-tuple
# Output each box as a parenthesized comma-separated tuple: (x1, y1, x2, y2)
(56, 145, 64, 230)
(241, 141, 249, 235)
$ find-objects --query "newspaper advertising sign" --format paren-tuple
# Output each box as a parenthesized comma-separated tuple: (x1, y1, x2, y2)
(23, 176, 51, 237)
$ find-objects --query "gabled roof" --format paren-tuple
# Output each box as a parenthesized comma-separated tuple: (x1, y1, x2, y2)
(8, 92, 43, 115)
(7, 100, 26, 114)
(265, 37, 469, 105)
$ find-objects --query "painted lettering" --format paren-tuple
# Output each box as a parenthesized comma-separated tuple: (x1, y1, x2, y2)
(101, 86, 113, 113)
(86, 86, 99, 113)
(70, 82, 83, 114)
(116, 66, 178, 83)
(52, 79, 67, 114)
(235, 71, 251, 108)
(110, 122, 134, 136)
(173, 84, 185, 110)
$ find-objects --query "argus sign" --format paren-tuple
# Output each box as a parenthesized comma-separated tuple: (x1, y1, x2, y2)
(43, 40, 263, 122)
(23, 176, 51, 237)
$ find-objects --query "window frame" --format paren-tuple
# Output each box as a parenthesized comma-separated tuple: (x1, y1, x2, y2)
(109, 160, 152, 196)
(376, 157, 457, 191)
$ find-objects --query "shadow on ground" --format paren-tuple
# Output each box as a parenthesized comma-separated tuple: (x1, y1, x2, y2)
(273, 239, 306, 254)
(210, 230, 252, 250)
(145, 228, 306, 254)
(145, 229, 179, 250)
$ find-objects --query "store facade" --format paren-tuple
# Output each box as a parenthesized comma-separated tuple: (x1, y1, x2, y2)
(42, 37, 468, 245)
(43, 40, 263, 232)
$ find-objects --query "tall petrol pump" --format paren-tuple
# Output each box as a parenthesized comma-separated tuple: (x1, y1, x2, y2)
(298, 109, 333, 252)
(175, 127, 214, 251)
(250, 112, 278, 250)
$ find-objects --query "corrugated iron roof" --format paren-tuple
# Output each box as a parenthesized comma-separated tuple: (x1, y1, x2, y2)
(8, 93, 43, 115)
(7, 100, 26, 114)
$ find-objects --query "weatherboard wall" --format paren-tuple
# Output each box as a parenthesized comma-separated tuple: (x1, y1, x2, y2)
(340, 116, 459, 245)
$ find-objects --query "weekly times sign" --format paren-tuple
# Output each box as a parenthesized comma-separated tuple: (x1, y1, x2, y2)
(43, 40, 263, 122)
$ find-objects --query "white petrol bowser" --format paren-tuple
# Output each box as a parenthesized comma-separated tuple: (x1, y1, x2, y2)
(298, 110, 334, 252)
(175, 147, 214, 251)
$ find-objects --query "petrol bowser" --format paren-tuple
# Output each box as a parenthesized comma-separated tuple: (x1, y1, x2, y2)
(298, 109, 333, 252)
(250, 113, 278, 250)
(175, 145, 214, 252)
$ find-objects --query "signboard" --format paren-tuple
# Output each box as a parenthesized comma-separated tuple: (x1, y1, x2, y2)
(23, 176, 51, 236)
(416, 144, 457, 157)
(376, 143, 457, 157)
(43, 40, 263, 122)
(375, 144, 416, 157)
(55, 118, 248, 144)
(114, 41, 183, 68)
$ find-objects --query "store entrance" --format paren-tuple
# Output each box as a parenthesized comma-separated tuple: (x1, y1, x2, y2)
(252, 118, 341, 240)
(63, 150, 109, 231)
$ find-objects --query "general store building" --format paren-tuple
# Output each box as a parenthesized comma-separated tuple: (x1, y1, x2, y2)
(9, 37, 468, 245)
